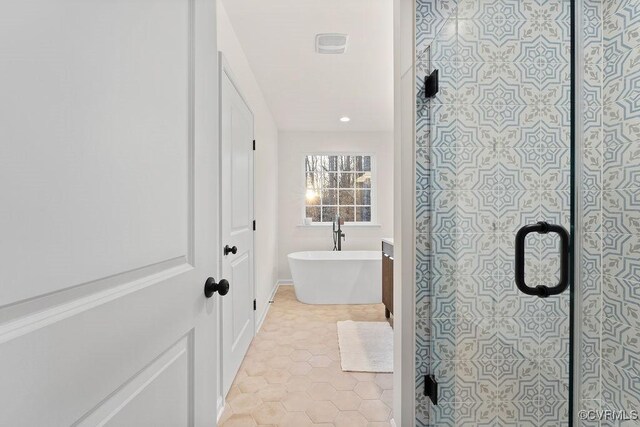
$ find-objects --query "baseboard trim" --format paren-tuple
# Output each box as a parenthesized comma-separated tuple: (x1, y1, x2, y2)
(276, 279, 293, 286)
(216, 396, 225, 423)
(255, 281, 281, 333)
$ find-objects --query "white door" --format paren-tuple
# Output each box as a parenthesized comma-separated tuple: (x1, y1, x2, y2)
(0, 1, 220, 426)
(219, 56, 255, 398)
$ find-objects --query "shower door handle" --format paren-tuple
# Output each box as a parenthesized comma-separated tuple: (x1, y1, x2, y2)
(515, 221, 569, 298)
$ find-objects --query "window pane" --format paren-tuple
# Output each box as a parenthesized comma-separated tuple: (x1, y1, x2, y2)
(306, 189, 320, 206)
(306, 172, 322, 189)
(356, 189, 371, 205)
(339, 206, 354, 222)
(305, 206, 321, 222)
(355, 172, 371, 189)
(324, 172, 338, 188)
(340, 156, 355, 171)
(322, 206, 337, 222)
(327, 156, 339, 171)
(305, 156, 314, 173)
(362, 156, 371, 171)
(322, 189, 337, 205)
(356, 207, 371, 222)
(339, 190, 355, 205)
(339, 172, 355, 188)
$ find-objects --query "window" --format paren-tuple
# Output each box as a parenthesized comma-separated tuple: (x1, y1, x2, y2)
(304, 154, 373, 223)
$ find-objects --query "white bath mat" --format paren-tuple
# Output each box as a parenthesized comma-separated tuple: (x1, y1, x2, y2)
(337, 320, 393, 373)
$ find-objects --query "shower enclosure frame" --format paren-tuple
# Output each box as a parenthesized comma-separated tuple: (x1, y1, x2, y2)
(406, 0, 583, 425)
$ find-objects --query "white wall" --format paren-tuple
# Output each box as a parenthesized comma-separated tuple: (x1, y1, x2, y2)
(277, 131, 394, 280)
(217, 1, 279, 327)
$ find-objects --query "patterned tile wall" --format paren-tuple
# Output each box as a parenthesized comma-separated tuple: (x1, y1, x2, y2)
(598, 0, 640, 420)
(416, 0, 573, 425)
(580, 0, 604, 422)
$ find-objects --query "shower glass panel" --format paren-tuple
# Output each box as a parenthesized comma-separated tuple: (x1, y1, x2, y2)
(416, 0, 574, 425)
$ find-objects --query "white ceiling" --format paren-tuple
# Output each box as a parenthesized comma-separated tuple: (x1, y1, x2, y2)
(221, 0, 394, 132)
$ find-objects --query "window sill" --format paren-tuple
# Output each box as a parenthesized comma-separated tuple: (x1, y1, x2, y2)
(297, 223, 382, 228)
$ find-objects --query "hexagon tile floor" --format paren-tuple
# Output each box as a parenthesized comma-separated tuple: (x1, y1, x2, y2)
(219, 285, 394, 427)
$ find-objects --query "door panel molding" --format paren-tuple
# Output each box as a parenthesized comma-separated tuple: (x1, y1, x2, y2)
(75, 331, 194, 426)
(0, 0, 196, 308)
(0, 259, 192, 345)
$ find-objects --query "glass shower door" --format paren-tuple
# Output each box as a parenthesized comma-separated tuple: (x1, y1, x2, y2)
(416, 1, 574, 425)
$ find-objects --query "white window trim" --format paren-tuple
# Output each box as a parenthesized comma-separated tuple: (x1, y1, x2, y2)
(301, 152, 377, 225)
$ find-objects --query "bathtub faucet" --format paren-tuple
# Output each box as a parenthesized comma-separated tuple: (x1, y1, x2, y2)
(332, 215, 345, 251)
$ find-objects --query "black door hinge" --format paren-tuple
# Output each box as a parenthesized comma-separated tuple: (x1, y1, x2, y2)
(424, 69, 439, 98)
(253, 220, 256, 231)
(252, 140, 256, 151)
(424, 374, 438, 405)
(253, 299, 256, 310)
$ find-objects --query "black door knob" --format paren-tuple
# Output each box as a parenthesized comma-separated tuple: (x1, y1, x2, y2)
(204, 277, 230, 298)
(224, 245, 238, 256)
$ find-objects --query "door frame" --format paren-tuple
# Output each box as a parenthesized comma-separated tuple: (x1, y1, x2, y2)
(216, 51, 257, 418)
(393, 0, 417, 425)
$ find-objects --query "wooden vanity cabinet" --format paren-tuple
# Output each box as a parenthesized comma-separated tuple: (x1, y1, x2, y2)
(382, 241, 394, 318)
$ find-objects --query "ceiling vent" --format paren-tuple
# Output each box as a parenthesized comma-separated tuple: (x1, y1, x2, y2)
(315, 33, 349, 54)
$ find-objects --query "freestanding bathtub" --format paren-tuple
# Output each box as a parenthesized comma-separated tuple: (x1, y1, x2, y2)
(287, 251, 382, 304)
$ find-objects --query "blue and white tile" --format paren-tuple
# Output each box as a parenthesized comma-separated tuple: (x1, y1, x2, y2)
(522, 0, 571, 23)
(432, 146, 457, 190)
(456, 190, 497, 233)
(603, 142, 640, 189)
(583, 190, 603, 232)
(603, 0, 640, 51)
(583, 147, 603, 190)
(537, 399, 569, 426)
(493, 148, 542, 192)
(603, 45, 640, 105)
(416, 0, 458, 57)
(581, 272, 603, 318)
(603, 101, 640, 145)
(495, 316, 540, 360)
(538, 62, 571, 105)
(539, 189, 571, 229)
(456, 147, 498, 190)
(432, 274, 458, 319)
(431, 190, 458, 233)
(428, 19, 459, 64)
(431, 103, 458, 146)
(499, 358, 539, 401)
(458, 274, 498, 318)
(602, 189, 640, 234)
(603, 274, 640, 331)
(457, 19, 529, 64)
(601, 318, 640, 377)
(539, 358, 570, 402)
(495, 190, 540, 233)
(602, 233, 640, 282)
(584, 63, 603, 106)
(601, 359, 640, 415)
(582, 231, 603, 277)
(581, 315, 602, 363)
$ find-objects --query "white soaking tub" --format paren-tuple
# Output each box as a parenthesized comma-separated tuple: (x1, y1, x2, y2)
(287, 251, 382, 304)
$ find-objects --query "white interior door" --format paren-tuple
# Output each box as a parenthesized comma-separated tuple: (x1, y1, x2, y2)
(219, 55, 255, 398)
(0, 1, 220, 425)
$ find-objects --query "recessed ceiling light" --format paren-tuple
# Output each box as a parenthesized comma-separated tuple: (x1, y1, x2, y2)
(340, 116, 351, 123)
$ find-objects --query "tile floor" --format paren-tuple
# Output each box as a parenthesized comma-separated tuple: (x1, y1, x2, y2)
(219, 285, 393, 427)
